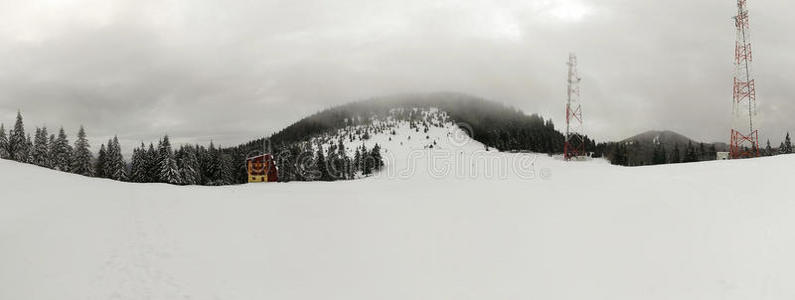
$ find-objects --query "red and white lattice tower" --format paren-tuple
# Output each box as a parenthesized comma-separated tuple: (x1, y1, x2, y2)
(730, 0, 760, 158)
(564, 53, 584, 160)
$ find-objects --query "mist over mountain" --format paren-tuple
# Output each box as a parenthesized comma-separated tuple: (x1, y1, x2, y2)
(235, 92, 595, 155)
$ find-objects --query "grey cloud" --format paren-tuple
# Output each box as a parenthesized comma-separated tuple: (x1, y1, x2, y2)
(0, 0, 793, 155)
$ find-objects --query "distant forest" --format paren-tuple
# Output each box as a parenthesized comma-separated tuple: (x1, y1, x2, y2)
(2, 94, 793, 186)
(0, 110, 384, 185)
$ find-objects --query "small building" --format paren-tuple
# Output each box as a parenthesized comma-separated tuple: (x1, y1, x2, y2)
(716, 152, 730, 160)
(247, 154, 278, 183)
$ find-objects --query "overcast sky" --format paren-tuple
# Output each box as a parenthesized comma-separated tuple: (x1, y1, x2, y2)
(0, 0, 793, 154)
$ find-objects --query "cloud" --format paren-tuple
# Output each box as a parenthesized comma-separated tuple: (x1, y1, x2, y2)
(0, 0, 793, 155)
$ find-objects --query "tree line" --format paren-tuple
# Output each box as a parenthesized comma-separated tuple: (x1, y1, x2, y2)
(601, 133, 793, 166)
(0, 111, 384, 185)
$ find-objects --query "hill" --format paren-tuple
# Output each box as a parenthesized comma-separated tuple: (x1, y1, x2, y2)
(623, 130, 697, 146)
(600, 130, 731, 166)
(236, 92, 593, 155)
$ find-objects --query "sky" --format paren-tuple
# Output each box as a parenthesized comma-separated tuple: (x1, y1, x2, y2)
(0, 0, 793, 154)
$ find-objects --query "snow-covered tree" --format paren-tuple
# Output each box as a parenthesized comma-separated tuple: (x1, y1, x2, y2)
(9, 111, 28, 162)
(158, 135, 181, 184)
(176, 145, 199, 185)
(32, 127, 52, 168)
(70, 126, 94, 176)
(51, 127, 72, 171)
(0, 124, 9, 159)
(105, 136, 127, 181)
(784, 132, 793, 154)
(25, 133, 34, 163)
(144, 143, 158, 182)
(95, 143, 108, 178)
(129, 144, 147, 183)
(315, 145, 331, 181)
(371, 143, 384, 170)
(765, 139, 774, 156)
(353, 147, 362, 174)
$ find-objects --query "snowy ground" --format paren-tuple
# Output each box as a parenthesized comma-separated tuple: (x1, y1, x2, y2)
(2, 121, 795, 299)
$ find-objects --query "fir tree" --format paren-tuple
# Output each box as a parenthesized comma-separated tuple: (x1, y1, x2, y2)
(176, 145, 199, 185)
(371, 143, 384, 170)
(106, 136, 127, 181)
(9, 111, 28, 162)
(95, 143, 108, 178)
(785, 132, 793, 154)
(0, 124, 9, 159)
(353, 147, 362, 174)
(145, 143, 158, 182)
(212, 151, 233, 185)
(316, 145, 331, 181)
(158, 135, 182, 184)
(765, 139, 773, 156)
(25, 133, 33, 163)
(129, 144, 147, 182)
(47, 133, 56, 165)
(362, 145, 373, 175)
(70, 126, 94, 176)
(51, 127, 72, 171)
(32, 127, 51, 168)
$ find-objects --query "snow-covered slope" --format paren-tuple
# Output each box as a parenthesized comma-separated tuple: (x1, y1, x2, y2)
(2, 125, 795, 299)
(305, 108, 550, 181)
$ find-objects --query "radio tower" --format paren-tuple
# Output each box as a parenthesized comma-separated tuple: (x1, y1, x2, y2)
(730, 0, 760, 158)
(564, 53, 584, 160)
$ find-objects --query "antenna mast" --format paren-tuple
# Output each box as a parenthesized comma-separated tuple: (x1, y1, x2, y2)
(565, 53, 584, 160)
(730, 0, 760, 158)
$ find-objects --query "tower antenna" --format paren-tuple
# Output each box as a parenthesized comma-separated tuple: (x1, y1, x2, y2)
(565, 53, 585, 160)
(730, 0, 760, 158)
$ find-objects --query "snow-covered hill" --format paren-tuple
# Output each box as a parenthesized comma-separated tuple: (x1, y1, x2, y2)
(2, 125, 795, 299)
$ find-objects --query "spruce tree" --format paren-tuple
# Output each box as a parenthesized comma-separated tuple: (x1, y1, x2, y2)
(0, 124, 9, 159)
(203, 142, 219, 184)
(362, 145, 373, 175)
(95, 143, 108, 178)
(158, 135, 181, 184)
(51, 127, 72, 171)
(47, 133, 56, 165)
(106, 136, 127, 181)
(785, 132, 793, 154)
(129, 144, 147, 183)
(210, 150, 233, 185)
(176, 145, 199, 185)
(70, 126, 94, 176)
(32, 127, 51, 168)
(353, 147, 362, 174)
(316, 145, 330, 181)
(9, 111, 28, 162)
(145, 143, 158, 182)
(25, 133, 34, 163)
(370, 144, 384, 171)
(765, 140, 773, 156)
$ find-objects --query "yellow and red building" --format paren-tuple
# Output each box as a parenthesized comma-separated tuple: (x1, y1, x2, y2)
(247, 154, 278, 183)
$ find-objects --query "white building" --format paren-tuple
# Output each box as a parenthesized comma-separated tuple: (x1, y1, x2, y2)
(717, 152, 730, 160)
